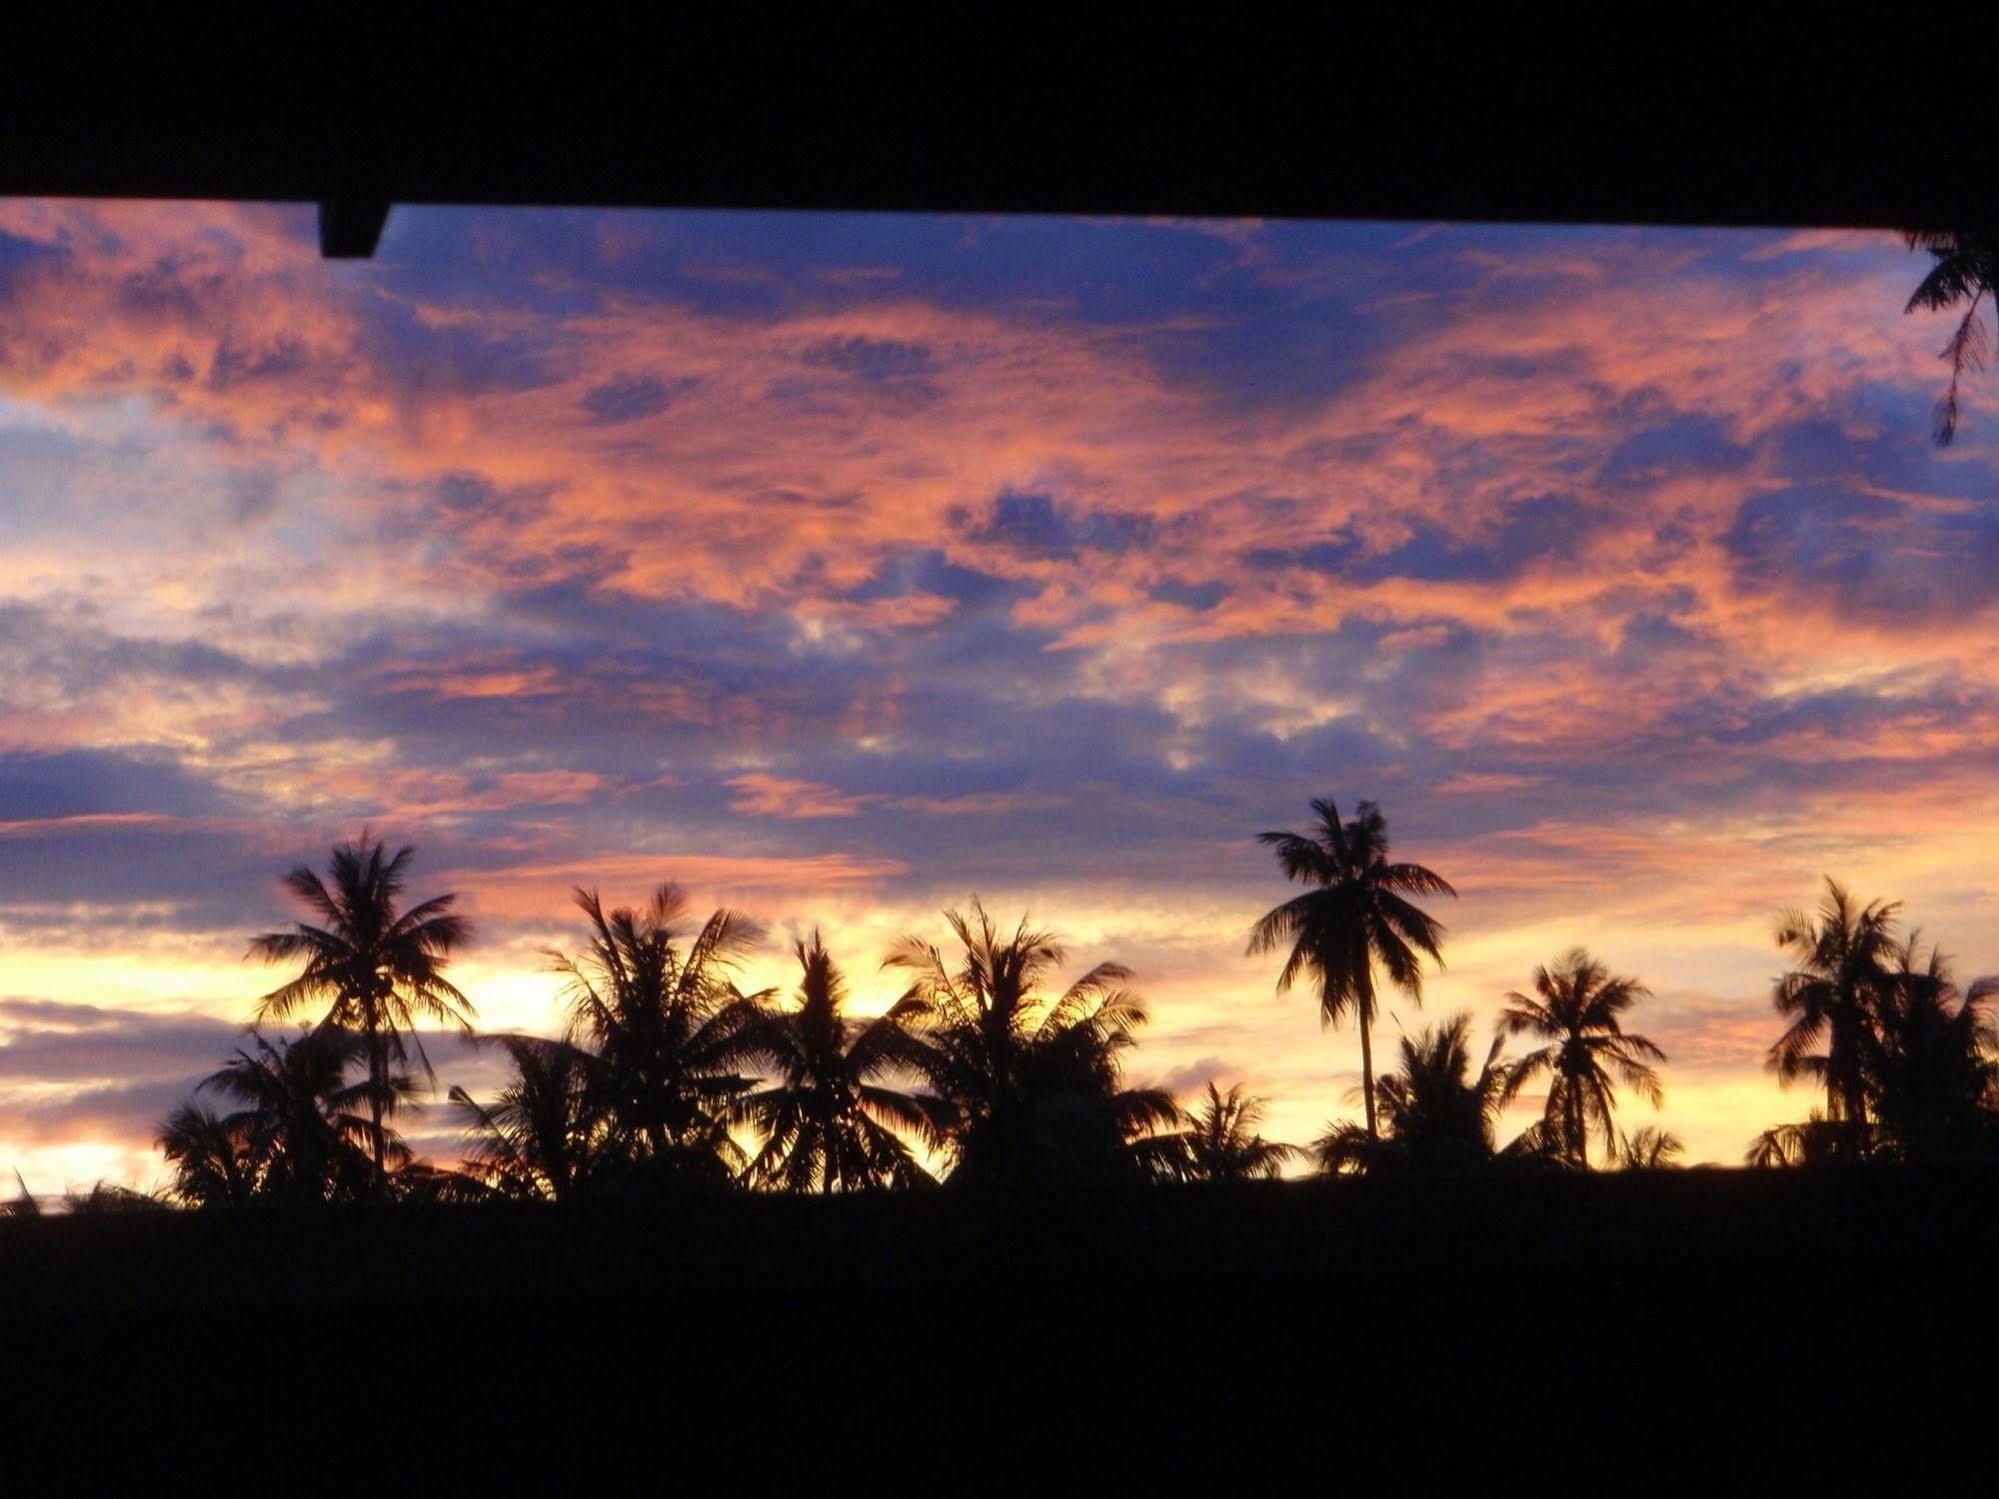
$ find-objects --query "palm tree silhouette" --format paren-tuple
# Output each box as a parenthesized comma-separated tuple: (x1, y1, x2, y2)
(1768, 878, 1900, 1162)
(197, 1027, 402, 1202)
(1248, 798, 1455, 1143)
(1744, 1113, 1842, 1169)
(1154, 1082, 1303, 1182)
(1614, 1125, 1685, 1170)
(1862, 934, 1999, 1163)
(247, 834, 473, 1193)
(1903, 229, 1999, 445)
(158, 1101, 263, 1207)
(1499, 949, 1666, 1169)
(1313, 1011, 1512, 1173)
(886, 898, 1179, 1188)
(550, 883, 771, 1183)
(734, 931, 951, 1192)
(450, 1033, 619, 1201)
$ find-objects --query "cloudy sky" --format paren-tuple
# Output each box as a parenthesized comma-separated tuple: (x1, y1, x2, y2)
(1, 200, 1994, 1193)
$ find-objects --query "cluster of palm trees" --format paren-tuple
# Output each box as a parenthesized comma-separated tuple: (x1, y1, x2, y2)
(1249, 801, 1999, 1173)
(1749, 878, 1999, 1166)
(152, 840, 1243, 1204)
(12, 792, 1991, 1215)
(1251, 798, 1673, 1172)
(140, 804, 1677, 1207)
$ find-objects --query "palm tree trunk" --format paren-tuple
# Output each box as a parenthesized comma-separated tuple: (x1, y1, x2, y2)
(367, 1017, 387, 1197)
(1832, 1013, 1864, 1161)
(1358, 1002, 1378, 1142)
(1840, 1026, 1868, 1162)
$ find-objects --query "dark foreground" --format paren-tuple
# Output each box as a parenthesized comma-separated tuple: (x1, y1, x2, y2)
(6, 1168, 1992, 1470)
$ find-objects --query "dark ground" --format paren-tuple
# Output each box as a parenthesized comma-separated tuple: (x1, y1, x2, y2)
(4, 1169, 1990, 1473)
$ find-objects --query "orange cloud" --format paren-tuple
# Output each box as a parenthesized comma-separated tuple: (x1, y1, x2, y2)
(726, 774, 880, 819)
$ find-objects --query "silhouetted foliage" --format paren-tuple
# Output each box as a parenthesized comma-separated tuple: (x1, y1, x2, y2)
(165, 1026, 415, 1205)
(1861, 935, 1999, 1164)
(4, 1170, 39, 1219)
(157, 1102, 262, 1208)
(735, 932, 950, 1192)
(61, 1182, 168, 1214)
(886, 899, 1180, 1188)
(550, 883, 770, 1185)
(1615, 1125, 1685, 1170)
(1904, 229, 1999, 445)
(1376, 1013, 1513, 1169)
(1499, 949, 1666, 1169)
(1745, 1113, 1844, 1169)
(44, 830, 1999, 1204)
(247, 834, 473, 1193)
(1313, 1012, 1541, 1174)
(1150, 1082, 1303, 1182)
(1249, 797, 1455, 1143)
(449, 1033, 621, 1201)
(1768, 878, 1901, 1161)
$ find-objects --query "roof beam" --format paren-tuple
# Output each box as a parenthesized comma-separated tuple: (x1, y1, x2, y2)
(317, 199, 391, 259)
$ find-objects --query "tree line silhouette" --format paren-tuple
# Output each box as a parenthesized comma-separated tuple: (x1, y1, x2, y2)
(6, 795, 1997, 1216)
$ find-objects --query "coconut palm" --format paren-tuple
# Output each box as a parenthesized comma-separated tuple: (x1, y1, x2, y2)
(1313, 1012, 1512, 1173)
(450, 1033, 620, 1202)
(1311, 1121, 1376, 1175)
(1768, 878, 1901, 1161)
(885, 899, 1180, 1188)
(734, 932, 951, 1192)
(247, 834, 474, 1193)
(1377, 1013, 1512, 1169)
(1499, 949, 1666, 1169)
(1903, 228, 1999, 445)
(550, 883, 771, 1182)
(1615, 1125, 1685, 1170)
(1153, 1082, 1303, 1182)
(1862, 935, 1999, 1163)
(1248, 798, 1455, 1142)
(199, 1026, 414, 1202)
(1745, 1113, 1842, 1169)
(158, 1101, 264, 1207)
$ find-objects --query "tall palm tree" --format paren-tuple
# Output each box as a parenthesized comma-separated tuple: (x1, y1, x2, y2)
(247, 834, 474, 1193)
(1768, 878, 1900, 1161)
(550, 883, 771, 1182)
(735, 932, 951, 1192)
(1248, 798, 1455, 1142)
(1862, 934, 1999, 1163)
(1314, 1012, 1511, 1173)
(1903, 229, 1999, 445)
(885, 899, 1180, 1188)
(450, 1033, 620, 1202)
(1154, 1082, 1303, 1182)
(1499, 949, 1666, 1169)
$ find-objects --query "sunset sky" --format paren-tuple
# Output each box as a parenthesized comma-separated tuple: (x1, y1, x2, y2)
(2, 199, 1995, 1194)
